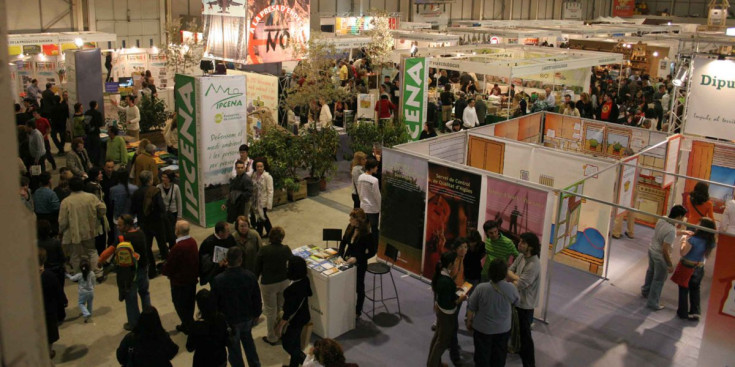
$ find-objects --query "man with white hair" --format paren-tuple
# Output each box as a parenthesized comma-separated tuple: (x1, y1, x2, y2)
(544, 87, 556, 112)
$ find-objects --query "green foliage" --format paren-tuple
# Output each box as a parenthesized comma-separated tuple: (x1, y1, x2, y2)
(301, 124, 339, 179)
(249, 128, 304, 190)
(138, 95, 168, 132)
(346, 121, 410, 155)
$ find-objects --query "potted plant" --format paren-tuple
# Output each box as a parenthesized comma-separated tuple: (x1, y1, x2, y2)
(588, 138, 599, 150)
(301, 124, 339, 195)
(248, 128, 306, 202)
(346, 119, 410, 155)
(612, 142, 623, 153)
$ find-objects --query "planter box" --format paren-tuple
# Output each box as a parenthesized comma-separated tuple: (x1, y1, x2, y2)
(273, 189, 288, 207)
(288, 179, 308, 201)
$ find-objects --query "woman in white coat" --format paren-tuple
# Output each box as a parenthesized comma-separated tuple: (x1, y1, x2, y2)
(250, 158, 274, 237)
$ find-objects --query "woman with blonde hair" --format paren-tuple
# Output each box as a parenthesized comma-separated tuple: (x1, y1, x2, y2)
(350, 152, 367, 209)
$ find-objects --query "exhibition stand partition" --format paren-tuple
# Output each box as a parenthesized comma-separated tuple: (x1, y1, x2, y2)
(448, 26, 562, 46)
(378, 143, 557, 321)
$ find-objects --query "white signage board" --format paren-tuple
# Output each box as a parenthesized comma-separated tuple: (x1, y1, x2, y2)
(685, 58, 735, 140)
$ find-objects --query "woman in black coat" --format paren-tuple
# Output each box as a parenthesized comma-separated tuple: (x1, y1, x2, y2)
(186, 289, 229, 367)
(277, 256, 312, 367)
(117, 306, 179, 367)
(338, 208, 376, 318)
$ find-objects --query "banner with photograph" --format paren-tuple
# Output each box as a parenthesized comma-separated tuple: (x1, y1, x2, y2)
(379, 149, 428, 275)
(175, 74, 204, 225)
(401, 57, 429, 141)
(685, 58, 735, 141)
(247, 0, 310, 64)
(245, 72, 279, 140)
(423, 163, 482, 279)
(356, 93, 375, 120)
(199, 76, 248, 226)
(202, 0, 247, 17)
(612, 0, 635, 17)
(486, 176, 549, 244)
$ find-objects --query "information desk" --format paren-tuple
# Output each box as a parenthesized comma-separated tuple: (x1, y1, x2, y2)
(292, 245, 356, 338)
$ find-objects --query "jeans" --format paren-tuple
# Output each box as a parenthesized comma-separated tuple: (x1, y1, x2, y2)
(356, 264, 366, 316)
(125, 265, 151, 327)
(228, 319, 261, 367)
(427, 310, 456, 367)
(171, 283, 196, 330)
(78, 291, 94, 317)
(517, 308, 535, 367)
(677, 266, 704, 318)
(473, 329, 510, 367)
(641, 250, 669, 309)
(282, 323, 306, 367)
(261, 280, 289, 343)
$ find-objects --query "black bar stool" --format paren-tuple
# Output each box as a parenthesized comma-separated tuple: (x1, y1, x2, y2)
(364, 243, 401, 319)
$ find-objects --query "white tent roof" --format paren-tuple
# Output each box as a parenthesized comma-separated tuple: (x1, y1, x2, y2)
(527, 23, 680, 37)
(452, 19, 584, 28)
(449, 26, 562, 40)
(401, 44, 623, 77)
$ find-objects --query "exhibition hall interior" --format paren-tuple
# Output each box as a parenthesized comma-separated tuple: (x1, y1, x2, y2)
(4, 0, 735, 366)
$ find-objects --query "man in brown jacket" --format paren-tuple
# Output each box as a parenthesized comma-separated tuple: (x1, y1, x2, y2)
(59, 177, 106, 280)
(133, 143, 159, 187)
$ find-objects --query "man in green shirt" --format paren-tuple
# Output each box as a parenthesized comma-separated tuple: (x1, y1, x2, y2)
(481, 220, 518, 281)
(106, 126, 128, 167)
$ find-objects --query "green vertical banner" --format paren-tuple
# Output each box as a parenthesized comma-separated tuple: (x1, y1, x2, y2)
(175, 74, 204, 226)
(401, 57, 428, 141)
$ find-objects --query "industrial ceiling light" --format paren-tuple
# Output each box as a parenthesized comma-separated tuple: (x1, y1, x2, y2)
(672, 64, 688, 87)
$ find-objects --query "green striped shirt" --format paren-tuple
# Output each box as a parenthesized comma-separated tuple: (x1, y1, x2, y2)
(482, 235, 518, 278)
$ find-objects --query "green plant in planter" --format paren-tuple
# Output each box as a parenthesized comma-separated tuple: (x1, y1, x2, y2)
(588, 139, 599, 149)
(248, 128, 304, 190)
(139, 94, 168, 132)
(302, 124, 339, 180)
(346, 120, 410, 155)
(612, 142, 623, 152)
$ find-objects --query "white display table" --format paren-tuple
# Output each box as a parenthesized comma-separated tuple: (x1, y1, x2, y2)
(292, 245, 356, 338)
(307, 265, 356, 338)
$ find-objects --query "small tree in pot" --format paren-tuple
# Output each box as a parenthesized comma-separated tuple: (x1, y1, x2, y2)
(301, 124, 339, 194)
(248, 128, 306, 201)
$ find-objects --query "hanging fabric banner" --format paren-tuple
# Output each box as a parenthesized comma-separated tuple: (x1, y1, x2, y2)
(401, 57, 429, 141)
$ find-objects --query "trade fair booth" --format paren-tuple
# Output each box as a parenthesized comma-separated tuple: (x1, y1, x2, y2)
(449, 27, 562, 46)
(391, 30, 461, 50)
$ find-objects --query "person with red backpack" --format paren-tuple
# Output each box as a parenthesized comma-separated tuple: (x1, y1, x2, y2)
(100, 214, 152, 331)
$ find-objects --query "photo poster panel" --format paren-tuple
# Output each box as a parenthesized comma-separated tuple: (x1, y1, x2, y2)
(247, 0, 311, 65)
(699, 234, 735, 366)
(356, 93, 375, 120)
(147, 54, 169, 88)
(685, 58, 735, 141)
(175, 74, 205, 226)
(605, 127, 632, 158)
(663, 135, 682, 188)
(202, 0, 247, 17)
(198, 75, 248, 227)
(582, 122, 605, 154)
(423, 163, 482, 279)
(379, 149, 428, 275)
(543, 113, 583, 152)
(617, 156, 639, 216)
(554, 180, 584, 254)
(244, 72, 279, 140)
(34, 59, 60, 89)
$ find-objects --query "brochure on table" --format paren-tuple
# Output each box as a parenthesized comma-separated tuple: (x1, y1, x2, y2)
(292, 245, 345, 277)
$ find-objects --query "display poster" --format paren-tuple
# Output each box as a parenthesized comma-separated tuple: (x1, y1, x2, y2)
(423, 163, 482, 279)
(34, 61, 59, 88)
(685, 58, 735, 141)
(606, 128, 631, 158)
(202, 0, 247, 17)
(125, 53, 148, 76)
(663, 135, 682, 188)
(356, 93, 375, 120)
(555, 181, 584, 254)
(175, 74, 203, 225)
(148, 54, 169, 88)
(17, 60, 34, 91)
(698, 234, 735, 366)
(617, 156, 638, 215)
(247, 0, 310, 65)
(486, 176, 548, 244)
(245, 72, 279, 140)
(563, 1, 582, 19)
(612, 0, 635, 17)
(583, 123, 605, 154)
(379, 149, 428, 275)
(401, 57, 429, 141)
(199, 76, 248, 226)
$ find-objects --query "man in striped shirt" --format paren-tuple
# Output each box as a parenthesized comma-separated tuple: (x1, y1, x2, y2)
(481, 220, 518, 281)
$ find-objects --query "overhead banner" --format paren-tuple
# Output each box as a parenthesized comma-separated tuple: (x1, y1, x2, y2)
(379, 149, 428, 275)
(401, 57, 429, 141)
(684, 58, 735, 141)
(247, 1, 310, 64)
(175, 74, 203, 225)
(612, 0, 635, 17)
(202, 0, 247, 17)
(423, 163, 482, 279)
(244, 72, 279, 140)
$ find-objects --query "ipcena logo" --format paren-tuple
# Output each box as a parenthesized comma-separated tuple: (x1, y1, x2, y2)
(205, 84, 244, 110)
(176, 81, 200, 221)
(247, 4, 308, 63)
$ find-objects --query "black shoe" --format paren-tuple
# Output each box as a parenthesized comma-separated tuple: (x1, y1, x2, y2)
(123, 322, 134, 331)
(262, 336, 278, 346)
(175, 324, 189, 334)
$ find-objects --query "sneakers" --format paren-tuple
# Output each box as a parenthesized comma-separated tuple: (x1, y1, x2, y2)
(689, 314, 700, 321)
(84, 316, 92, 323)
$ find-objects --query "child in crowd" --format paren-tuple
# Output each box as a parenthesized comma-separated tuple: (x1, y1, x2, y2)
(67, 259, 96, 323)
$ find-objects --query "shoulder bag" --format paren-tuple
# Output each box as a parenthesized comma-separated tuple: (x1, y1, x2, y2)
(491, 282, 521, 354)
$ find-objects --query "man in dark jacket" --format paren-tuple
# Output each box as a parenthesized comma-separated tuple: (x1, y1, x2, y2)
(131, 170, 168, 278)
(85, 101, 104, 166)
(225, 160, 254, 223)
(212, 247, 262, 367)
(198, 221, 237, 286)
(454, 93, 468, 125)
(162, 220, 199, 334)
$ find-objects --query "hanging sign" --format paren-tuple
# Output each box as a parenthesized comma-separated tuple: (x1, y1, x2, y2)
(401, 57, 429, 141)
(684, 58, 735, 141)
(247, 1, 311, 64)
(612, 0, 635, 17)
